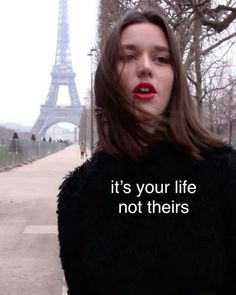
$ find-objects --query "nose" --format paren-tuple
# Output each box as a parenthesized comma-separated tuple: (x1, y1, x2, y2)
(137, 54, 153, 78)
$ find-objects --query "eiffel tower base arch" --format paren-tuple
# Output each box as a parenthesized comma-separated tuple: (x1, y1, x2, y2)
(31, 105, 83, 138)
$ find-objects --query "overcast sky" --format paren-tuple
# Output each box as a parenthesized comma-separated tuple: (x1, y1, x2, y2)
(0, 0, 98, 127)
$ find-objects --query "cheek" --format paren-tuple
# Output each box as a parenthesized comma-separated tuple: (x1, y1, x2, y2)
(163, 72, 174, 96)
(117, 62, 127, 84)
(169, 72, 174, 89)
(117, 66, 132, 92)
(116, 62, 123, 77)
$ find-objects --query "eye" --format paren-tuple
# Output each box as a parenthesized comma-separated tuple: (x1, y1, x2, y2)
(153, 56, 170, 65)
(120, 52, 136, 62)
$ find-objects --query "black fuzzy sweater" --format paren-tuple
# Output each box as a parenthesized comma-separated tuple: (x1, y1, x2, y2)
(57, 143, 236, 295)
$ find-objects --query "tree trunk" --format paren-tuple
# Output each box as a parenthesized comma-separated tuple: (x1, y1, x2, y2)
(193, 14, 204, 123)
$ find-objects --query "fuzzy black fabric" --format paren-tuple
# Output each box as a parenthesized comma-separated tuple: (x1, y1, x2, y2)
(57, 143, 236, 295)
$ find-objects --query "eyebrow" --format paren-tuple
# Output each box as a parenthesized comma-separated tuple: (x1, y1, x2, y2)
(120, 44, 170, 52)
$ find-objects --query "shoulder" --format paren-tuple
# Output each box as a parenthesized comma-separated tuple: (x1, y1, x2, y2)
(201, 145, 236, 173)
(57, 150, 120, 212)
(200, 145, 236, 195)
(57, 151, 103, 198)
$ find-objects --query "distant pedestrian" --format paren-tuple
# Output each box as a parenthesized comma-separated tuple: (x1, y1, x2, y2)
(8, 132, 20, 154)
(79, 142, 86, 159)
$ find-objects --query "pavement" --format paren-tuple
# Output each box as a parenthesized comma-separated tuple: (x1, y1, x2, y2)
(0, 144, 84, 295)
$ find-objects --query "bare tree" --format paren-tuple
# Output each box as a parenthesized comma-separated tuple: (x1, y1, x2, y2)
(158, 1, 236, 120)
(204, 63, 236, 143)
(0, 126, 15, 142)
(97, 0, 131, 54)
(223, 75, 236, 144)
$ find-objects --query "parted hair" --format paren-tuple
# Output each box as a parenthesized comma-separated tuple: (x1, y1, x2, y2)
(94, 7, 224, 160)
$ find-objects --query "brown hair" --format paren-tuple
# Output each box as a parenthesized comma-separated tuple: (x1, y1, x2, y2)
(94, 7, 224, 159)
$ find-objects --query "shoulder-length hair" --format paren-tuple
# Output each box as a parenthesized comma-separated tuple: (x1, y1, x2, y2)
(94, 7, 224, 160)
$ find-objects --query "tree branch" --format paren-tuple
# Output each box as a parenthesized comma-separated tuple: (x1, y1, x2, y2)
(185, 31, 236, 66)
(201, 9, 236, 32)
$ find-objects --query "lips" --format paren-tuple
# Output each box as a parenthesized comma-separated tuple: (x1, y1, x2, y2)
(133, 82, 157, 100)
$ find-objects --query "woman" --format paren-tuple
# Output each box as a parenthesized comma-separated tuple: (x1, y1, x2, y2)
(57, 7, 236, 294)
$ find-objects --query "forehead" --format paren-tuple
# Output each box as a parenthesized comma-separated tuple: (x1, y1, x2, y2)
(120, 22, 169, 48)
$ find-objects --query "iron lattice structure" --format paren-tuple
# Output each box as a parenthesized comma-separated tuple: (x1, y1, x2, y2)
(31, 0, 82, 137)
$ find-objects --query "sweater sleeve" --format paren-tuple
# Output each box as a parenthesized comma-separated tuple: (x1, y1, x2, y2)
(57, 160, 100, 295)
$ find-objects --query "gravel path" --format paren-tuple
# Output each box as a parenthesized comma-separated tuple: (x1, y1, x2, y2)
(0, 144, 82, 295)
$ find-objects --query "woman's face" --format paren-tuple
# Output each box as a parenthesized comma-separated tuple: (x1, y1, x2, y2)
(117, 22, 174, 120)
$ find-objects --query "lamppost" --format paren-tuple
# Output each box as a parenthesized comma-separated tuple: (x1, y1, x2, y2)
(87, 48, 97, 156)
(83, 97, 89, 147)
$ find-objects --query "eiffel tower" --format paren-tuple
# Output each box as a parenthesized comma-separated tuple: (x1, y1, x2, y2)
(31, 0, 82, 137)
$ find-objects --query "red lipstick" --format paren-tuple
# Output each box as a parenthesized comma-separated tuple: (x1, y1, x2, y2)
(133, 82, 157, 100)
